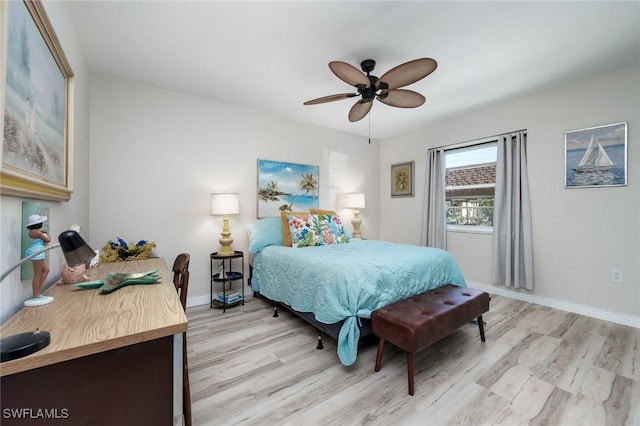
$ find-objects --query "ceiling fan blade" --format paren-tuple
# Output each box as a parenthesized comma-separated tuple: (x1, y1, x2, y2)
(377, 58, 437, 90)
(303, 93, 358, 105)
(348, 100, 373, 122)
(329, 61, 371, 88)
(377, 89, 426, 108)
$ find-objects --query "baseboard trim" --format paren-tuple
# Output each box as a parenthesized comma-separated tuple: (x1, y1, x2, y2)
(187, 294, 215, 309)
(468, 281, 640, 329)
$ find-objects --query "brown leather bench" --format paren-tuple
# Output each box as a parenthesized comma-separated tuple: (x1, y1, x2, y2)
(372, 284, 490, 395)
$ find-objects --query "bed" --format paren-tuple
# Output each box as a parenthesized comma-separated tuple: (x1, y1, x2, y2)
(247, 214, 467, 366)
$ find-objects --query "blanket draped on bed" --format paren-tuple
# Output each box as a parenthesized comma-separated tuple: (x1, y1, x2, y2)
(251, 239, 466, 366)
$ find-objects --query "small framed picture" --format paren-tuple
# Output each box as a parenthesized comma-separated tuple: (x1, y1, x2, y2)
(391, 161, 414, 197)
(564, 122, 627, 188)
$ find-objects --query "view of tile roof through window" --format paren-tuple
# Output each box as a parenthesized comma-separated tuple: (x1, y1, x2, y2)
(445, 144, 497, 200)
(446, 165, 496, 187)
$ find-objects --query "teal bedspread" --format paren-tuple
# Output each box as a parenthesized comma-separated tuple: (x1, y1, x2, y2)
(251, 239, 466, 366)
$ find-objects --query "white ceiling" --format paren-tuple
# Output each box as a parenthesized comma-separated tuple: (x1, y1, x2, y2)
(67, 1, 640, 140)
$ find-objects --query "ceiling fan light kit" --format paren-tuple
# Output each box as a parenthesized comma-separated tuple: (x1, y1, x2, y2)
(304, 57, 437, 122)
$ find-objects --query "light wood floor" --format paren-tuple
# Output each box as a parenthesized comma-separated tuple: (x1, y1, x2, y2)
(186, 289, 639, 426)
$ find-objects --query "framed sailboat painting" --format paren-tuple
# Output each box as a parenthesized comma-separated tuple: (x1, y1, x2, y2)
(564, 122, 627, 188)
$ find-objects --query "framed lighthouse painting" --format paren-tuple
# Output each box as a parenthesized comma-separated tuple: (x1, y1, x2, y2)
(564, 122, 627, 188)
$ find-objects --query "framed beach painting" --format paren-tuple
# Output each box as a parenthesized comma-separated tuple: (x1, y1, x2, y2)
(564, 122, 627, 188)
(257, 159, 319, 218)
(1, 0, 74, 201)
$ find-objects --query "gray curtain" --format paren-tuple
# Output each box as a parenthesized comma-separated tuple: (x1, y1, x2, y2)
(492, 131, 534, 289)
(421, 148, 447, 249)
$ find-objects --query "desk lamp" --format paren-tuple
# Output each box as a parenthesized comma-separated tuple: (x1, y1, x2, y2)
(211, 193, 240, 256)
(346, 193, 365, 239)
(0, 230, 95, 362)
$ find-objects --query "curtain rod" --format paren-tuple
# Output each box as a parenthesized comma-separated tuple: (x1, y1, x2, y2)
(432, 129, 527, 152)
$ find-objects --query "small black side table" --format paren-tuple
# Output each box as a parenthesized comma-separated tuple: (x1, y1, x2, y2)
(210, 251, 244, 312)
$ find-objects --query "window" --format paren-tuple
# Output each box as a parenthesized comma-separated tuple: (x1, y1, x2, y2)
(445, 142, 497, 233)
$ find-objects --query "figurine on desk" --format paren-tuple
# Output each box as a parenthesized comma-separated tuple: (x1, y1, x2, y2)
(24, 214, 53, 307)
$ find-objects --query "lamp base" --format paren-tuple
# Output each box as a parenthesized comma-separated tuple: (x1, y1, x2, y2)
(351, 209, 363, 239)
(218, 216, 235, 256)
(0, 330, 51, 362)
(217, 245, 235, 256)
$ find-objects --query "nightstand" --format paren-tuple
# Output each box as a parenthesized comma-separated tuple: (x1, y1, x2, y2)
(210, 251, 244, 312)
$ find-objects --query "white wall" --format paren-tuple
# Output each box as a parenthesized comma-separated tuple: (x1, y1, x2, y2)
(89, 75, 379, 306)
(0, 1, 91, 322)
(379, 65, 640, 327)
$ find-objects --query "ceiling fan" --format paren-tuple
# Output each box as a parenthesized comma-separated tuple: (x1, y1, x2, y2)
(303, 58, 438, 122)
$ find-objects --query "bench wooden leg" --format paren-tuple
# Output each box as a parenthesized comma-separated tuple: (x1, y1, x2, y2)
(477, 315, 486, 342)
(374, 338, 385, 372)
(407, 352, 415, 396)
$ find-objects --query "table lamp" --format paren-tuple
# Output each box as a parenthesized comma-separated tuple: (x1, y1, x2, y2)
(211, 193, 240, 256)
(0, 230, 96, 362)
(346, 193, 365, 239)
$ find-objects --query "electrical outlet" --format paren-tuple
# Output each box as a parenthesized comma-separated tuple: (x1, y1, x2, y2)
(611, 268, 623, 283)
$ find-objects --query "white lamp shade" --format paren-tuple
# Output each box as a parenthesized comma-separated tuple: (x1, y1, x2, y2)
(346, 193, 365, 209)
(211, 193, 240, 215)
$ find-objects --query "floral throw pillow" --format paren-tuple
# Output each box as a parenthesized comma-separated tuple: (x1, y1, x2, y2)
(317, 214, 350, 245)
(287, 214, 322, 248)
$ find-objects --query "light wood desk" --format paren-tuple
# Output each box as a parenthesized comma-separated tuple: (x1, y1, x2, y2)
(0, 258, 188, 425)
